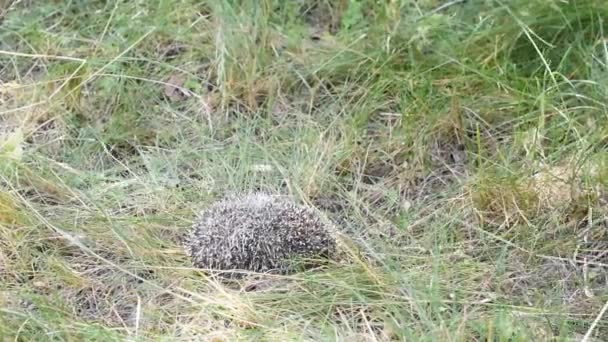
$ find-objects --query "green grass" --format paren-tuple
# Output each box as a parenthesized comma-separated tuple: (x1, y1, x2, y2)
(1, 0, 608, 340)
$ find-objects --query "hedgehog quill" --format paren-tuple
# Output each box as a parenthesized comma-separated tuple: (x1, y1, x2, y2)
(184, 193, 337, 276)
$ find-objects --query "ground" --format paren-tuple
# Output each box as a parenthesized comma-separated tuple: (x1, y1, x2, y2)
(0, 0, 608, 340)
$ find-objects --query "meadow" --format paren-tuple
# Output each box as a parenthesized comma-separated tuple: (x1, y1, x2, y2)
(1, 0, 607, 340)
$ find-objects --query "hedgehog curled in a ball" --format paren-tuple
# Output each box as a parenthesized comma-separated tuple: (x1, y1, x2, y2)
(184, 193, 337, 275)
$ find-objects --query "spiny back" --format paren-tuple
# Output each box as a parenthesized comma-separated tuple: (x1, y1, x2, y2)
(184, 193, 336, 276)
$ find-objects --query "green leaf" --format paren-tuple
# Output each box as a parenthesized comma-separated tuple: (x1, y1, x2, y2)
(0, 128, 24, 161)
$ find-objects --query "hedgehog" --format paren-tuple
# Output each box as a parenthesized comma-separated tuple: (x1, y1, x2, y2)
(184, 193, 337, 276)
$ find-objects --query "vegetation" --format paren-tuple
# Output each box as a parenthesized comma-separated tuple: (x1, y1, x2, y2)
(1, 0, 607, 340)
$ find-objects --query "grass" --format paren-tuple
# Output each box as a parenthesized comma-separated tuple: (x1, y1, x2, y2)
(1, 0, 608, 340)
